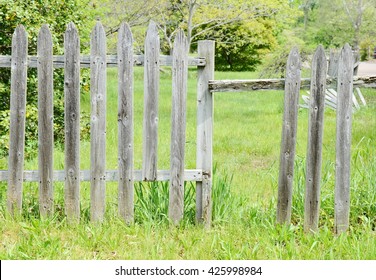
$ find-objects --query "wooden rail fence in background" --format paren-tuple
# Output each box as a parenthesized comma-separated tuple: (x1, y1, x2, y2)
(0, 21, 214, 226)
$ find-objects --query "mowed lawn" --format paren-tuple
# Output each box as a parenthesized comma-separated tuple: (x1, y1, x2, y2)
(0, 67, 376, 259)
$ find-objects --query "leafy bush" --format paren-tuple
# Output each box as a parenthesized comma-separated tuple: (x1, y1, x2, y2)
(0, 0, 97, 158)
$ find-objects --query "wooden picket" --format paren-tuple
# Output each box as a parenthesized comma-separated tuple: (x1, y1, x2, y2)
(90, 22, 107, 222)
(37, 25, 54, 218)
(117, 22, 134, 224)
(335, 44, 354, 234)
(142, 21, 160, 181)
(168, 30, 189, 224)
(304, 45, 327, 233)
(276, 47, 301, 225)
(6, 25, 28, 216)
(64, 22, 81, 223)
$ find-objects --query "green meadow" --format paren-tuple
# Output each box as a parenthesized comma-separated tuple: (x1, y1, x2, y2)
(0, 68, 375, 259)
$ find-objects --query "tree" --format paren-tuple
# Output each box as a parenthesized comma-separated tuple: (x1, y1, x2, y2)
(0, 0, 98, 158)
(295, 0, 376, 52)
(155, 0, 297, 70)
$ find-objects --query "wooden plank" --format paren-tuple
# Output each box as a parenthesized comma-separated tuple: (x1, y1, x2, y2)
(142, 21, 160, 181)
(117, 22, 134, 224)
(6, 25, 28, 216)
(90, 21, 107, 222)
(208, 76, 376, 92)
(335, 43, 354, 235)
(37, 25, 54, 218)
(64, 22, 81, 223)
(0, 54, 205, 68)
(196, 40, 215, 227)
(169, 30, 189, 225)
(304, 45, 327, 233)
(0, 169, 203, 182)
(276, 47, 301, 225)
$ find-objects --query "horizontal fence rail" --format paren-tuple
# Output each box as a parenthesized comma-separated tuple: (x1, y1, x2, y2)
(209, 76, 376, 92)
(0, 54, 206, 68)
(0, 170, 203, 182)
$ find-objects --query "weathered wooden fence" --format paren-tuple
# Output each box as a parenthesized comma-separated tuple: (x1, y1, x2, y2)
(0, 21, 214, 226)
(209, 45, 375, 234)
(1, 21, 374, 232)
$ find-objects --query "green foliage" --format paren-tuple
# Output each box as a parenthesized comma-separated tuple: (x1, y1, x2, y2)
(0, 0, 97, 158)
(259, 30, 313, 78)
(290, 0, 376, 57)
(212, 21, 275, 71)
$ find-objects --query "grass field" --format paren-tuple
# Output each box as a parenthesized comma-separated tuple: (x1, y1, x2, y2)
(0, 67, 376, 259)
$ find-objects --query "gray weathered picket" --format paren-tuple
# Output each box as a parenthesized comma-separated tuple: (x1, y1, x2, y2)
(335, 44, 354, 235)
(276, 47, 301, 225)
(168, 30, 189, 224)
(304, 45, 327, 233)
(117, 22, 134, 224)
(37, 25, 54, 218)
(142, 21, 160, 181)
(64, 22, 81, 223)
(7, 25, 28, 216)
(90, 22, 107, 222)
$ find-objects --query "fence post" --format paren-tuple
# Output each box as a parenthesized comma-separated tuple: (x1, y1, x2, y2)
(142, 21, 160, 181)
(37, 24, 54, 218)
(169, 30, 189, 225)
(117, 22, 134, 224)
(196, 40, 214, 227)
(335, 43, 353, 234)
(64, 22, 81, 223)
(276, 47, 301, 225)
(90, 21, 107, 222)
(304, 45, 327, 233)
(7, 25, 28, 216)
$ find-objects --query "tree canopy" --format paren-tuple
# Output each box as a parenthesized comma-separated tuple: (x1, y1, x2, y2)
(96, 0, 297, 71)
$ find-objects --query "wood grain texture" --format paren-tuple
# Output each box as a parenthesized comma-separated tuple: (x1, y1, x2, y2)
(142, 21, 160, 181)
(90, 21, 107, 222)
(276, 47, 301, 225)
(117, 22, 134, 224)
(304, 45, 327, 233)
(37, 25, 54, 218)
(196, 40, 215, 227)
(208, 76, 376, 92)
(335, 43, 353, 235)
(64, 22, 81, 223)
(0, 54, 205, 68)
(0, 169, 203, 182)
(7, 25, 28, 216)
(168, 30, 189, 225)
